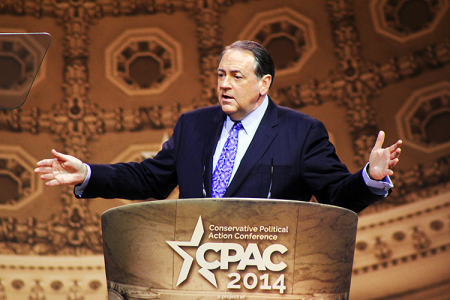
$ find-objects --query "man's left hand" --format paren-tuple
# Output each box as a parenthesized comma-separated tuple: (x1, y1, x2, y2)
(368, 131, 402, 180)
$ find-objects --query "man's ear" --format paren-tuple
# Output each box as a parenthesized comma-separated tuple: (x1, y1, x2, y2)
(259, 74, 272, 96)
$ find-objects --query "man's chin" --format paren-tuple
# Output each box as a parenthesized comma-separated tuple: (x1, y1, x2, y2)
(220, 104, 237, 116)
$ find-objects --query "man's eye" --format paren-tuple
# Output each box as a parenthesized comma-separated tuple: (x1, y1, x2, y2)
(235, 75, 242, 80)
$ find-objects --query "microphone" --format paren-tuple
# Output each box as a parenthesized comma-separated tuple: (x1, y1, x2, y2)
(202, 158, 206, 197)
(267, 158, 273, 198)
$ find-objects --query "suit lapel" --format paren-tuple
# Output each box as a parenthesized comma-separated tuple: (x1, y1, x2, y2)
(202, 109, 226, 197)
(224, 99, 279, 197)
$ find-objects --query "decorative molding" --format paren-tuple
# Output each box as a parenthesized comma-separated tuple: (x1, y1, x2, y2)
(273, 35, 450, 109)
(0, 5, 449, 299)
(105, 28, 183, 96)
(109, 135, 180, 202)
(362, 151, 450, 212)
(110, 143, 162, 164)
(326, 0, 379, 167)
(0, 187, 103, 255)
(353, 191, 450, 276)
(0, 0, 230, 159)
(396, 81, 450, 153)
(0, 255, 106, 299)
(370, 0, 449, 43)
(239, 7, 317, 76)
(0, 145, 42, 210)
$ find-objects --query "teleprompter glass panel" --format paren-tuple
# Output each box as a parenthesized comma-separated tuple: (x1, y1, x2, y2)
(0, 32, 51, 110)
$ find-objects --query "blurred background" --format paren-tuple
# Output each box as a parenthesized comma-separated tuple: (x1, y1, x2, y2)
(1, 0, 450, 299)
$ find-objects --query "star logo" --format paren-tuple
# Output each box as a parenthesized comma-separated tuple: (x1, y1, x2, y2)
(167, 216, 219, 287)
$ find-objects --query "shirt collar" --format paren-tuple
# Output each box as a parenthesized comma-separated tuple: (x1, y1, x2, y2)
(224, 95, 269, 134)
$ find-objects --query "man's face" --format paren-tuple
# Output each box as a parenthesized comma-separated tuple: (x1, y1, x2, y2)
(217, 49, 271, 121)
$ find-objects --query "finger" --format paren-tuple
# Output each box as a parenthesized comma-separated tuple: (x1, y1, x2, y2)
(387, 140, 403, 153)
(52, 149, 75, 164)
(39, 173, 55, 181)
(36, 158, 55, 167)
(390, 158, 399, 169)
(51, 149, 67, 161)
(390, 148, 401, 159)
(373, 131, 385, 150)
(34, 166, 53, 174)
(45, 179, 61, 187)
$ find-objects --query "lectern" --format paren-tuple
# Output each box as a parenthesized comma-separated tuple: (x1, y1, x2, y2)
(102, 198, 358, 299)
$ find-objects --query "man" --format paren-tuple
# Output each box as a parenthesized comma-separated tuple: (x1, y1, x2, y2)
(35, 41, 402, 213)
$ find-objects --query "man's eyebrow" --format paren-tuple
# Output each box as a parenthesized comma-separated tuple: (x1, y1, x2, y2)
(217, 68, 243, 73)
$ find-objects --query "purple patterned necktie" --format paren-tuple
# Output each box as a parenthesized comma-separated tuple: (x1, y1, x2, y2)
(212, 122, 243, 198)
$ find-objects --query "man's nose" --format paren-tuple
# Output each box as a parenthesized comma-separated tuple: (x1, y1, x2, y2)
(219, 76, 232, 89)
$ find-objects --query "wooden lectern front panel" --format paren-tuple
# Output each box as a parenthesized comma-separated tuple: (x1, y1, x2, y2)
(101, 198, 358, 299)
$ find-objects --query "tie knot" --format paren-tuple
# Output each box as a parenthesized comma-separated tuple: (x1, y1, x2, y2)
(233, 122, 243, 131)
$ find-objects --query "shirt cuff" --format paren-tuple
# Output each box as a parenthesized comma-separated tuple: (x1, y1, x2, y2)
(74, 164, 91, 197)
(362, 163, 393, 197)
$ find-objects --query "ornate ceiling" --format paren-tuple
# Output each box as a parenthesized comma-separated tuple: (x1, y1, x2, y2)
(0, 0, 449, 299)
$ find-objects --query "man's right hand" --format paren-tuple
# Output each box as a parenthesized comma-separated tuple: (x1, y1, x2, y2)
(35, 149, 88, 186)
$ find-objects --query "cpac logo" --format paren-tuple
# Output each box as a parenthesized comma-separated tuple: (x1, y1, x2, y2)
(166, 216, 288, 288)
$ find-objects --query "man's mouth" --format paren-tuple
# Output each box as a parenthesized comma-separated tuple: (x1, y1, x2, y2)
(222, 94, 234, 100)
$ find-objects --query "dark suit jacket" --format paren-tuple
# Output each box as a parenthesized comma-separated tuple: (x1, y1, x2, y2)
(79, 98, 384, 213)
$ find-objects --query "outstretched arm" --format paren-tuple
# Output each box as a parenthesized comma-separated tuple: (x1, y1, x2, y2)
(35, 149, 88, 186)
(368, 131, 402, 180)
